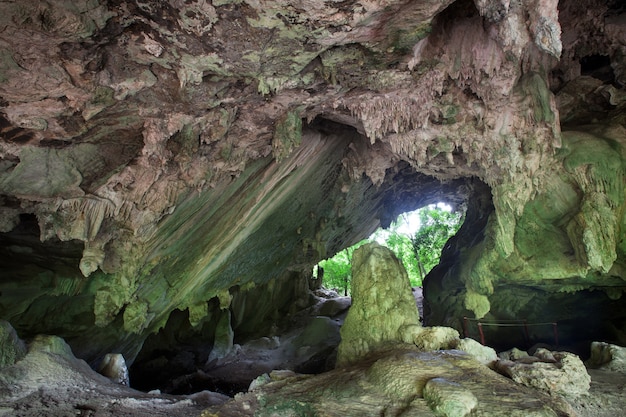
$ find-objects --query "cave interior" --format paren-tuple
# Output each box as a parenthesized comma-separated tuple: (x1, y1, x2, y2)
(0, 0, 625, 415)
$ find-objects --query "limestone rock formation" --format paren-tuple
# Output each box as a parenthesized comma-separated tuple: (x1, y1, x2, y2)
(336, 242, 422, 366)
(587, 341, 626, 373)
(423, 377, 478, 417)
(98, 352, 130, 385)
(0, 322, 228, 416)
(0, 0, 623, 403)
(0, 320, 26, 368)
(454, 337, 498, 366)
(337, 243, 460, 366)
(423, 0, 626, 351)
(204, 346, 574, 416)
(494, 348, 591, 397)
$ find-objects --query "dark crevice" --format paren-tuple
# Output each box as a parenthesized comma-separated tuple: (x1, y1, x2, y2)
(580, 54, 616, 85)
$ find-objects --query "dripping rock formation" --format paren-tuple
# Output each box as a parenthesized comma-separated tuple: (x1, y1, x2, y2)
(0, 0, 625, 415)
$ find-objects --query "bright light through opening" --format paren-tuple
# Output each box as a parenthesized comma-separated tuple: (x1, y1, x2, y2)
(375, 202, 453, 243)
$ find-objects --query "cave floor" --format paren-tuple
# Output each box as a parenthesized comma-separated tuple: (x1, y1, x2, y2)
(566, 368, 626, 417)
(2, 290, 626, 416)
(1, 345, 626, 417)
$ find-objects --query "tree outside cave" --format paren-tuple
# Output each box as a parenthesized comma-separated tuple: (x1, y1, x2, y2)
(313, 203, 464, 295)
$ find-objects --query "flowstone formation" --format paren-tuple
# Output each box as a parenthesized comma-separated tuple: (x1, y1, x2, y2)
(337, 243, 458, 366)
(0, 321, 228, 417)
(205, 346, 575, 417)
(0, 0, 624, 397)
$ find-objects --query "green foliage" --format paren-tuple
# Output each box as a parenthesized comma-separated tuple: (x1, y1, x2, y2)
(315, 240, 369, 296)
(410, 206, 464, 281)
(314, 204, 463, 293)
(372, 228, 422, 286)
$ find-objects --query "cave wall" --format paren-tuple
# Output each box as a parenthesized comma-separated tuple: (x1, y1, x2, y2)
(0, 0, 624, 364)
(424, 0, 626, 352)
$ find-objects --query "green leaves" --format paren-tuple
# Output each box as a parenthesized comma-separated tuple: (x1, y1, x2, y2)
(410, 206, 463, 281)
(316, 240, 369, 296)
(315, 204, 464, 293)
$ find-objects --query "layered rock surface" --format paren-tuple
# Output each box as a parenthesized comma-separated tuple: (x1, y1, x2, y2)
(205, 346, 575, 417)
(0, 321, 228, 417)
(0, 0, 623, 384)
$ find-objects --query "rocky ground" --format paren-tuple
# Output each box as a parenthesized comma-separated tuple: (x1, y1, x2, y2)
(1, 289, 625, 417)
(0, 334, 228, 417)
(2, 344, 626, 417)
(567, 369, 626, 417)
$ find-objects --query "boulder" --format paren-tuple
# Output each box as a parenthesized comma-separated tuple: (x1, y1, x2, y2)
(411, 326, 460, 351)
(455, 338, 498, 366)
(498, 347, 531, 361)
(0, 321, 26, 368)
(317, 297, 352, 318)
(495, 350, 590, 397)
(423, 377, 478, 417)
(97, 353, 130, 385)
(587, 341, 626, 372)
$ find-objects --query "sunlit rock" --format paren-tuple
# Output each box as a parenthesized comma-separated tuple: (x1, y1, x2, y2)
(97, 353, 130, 386)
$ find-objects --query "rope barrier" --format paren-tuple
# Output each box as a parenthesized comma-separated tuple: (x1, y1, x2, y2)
(462, 316, 559, 348)
(472, 322, 556, 327)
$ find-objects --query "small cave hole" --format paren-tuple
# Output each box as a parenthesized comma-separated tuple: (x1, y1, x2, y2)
(15, 213, 40, 235)
(580, 54, 616, 85)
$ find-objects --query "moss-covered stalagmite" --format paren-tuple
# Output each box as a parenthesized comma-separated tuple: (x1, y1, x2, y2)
(337, 243, 459, 367)
(336, 243, 421, 366)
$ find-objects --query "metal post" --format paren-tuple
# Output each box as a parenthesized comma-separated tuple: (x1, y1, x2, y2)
(463, 316, 469, 338)
(552, 322, 559, 348)
(523, 319, 530, 345)
(477, 322, 485, 345)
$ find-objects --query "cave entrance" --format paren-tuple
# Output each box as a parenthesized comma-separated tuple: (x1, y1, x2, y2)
(312, 203, 465, 297)
(129, 118, 490, 397)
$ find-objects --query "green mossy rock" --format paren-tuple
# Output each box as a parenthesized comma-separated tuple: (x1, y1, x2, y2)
(336, 243, 421, 366)
(0, 321, 26, 368)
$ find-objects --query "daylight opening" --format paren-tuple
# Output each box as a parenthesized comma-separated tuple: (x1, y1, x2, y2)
(313, 203, 465, 296)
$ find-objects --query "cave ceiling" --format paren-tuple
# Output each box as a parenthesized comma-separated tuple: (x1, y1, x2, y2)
(0, 0, 625, 362)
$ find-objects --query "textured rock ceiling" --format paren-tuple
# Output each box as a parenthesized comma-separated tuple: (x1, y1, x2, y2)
(0, 0, 625, 364)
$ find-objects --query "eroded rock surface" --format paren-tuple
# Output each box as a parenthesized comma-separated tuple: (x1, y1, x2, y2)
(587, 341, 626, 373)
(494, 348, 591, 397)
(424, 0, 626, 352)
(337, 243, 460, 367)
(0, 323, 228, 417)
(204, 346, 575, 417)
(0, 0, 623, 398)
(336, 243, 422, 366)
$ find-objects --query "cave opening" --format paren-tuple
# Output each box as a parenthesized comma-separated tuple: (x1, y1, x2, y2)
(313, 202, 466, 297)
(126, 117, 486, 397)
(580, 54, 617, 85)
